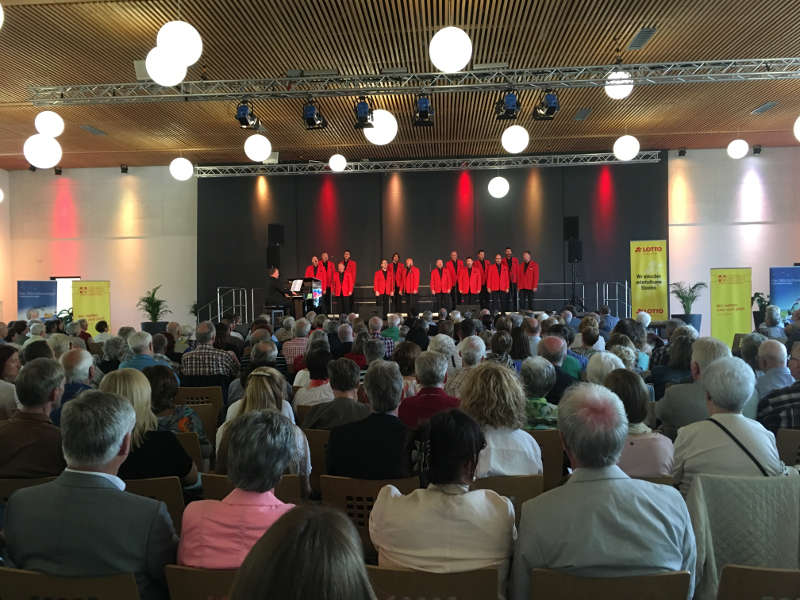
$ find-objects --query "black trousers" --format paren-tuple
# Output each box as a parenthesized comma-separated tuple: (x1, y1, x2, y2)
(519, 289, 534, 311)
(376, 295, 390, 318)
(479, 286, 490, 309)
(392, 289, 403, 313)
(508, 283, 518, 311)
(336, 295, 353, 315)
(435, 293, 450, 313)
(405, 293, 418, 316)
(321, 290, 332, 314)
(450, 288, 460, 307)
(491, 291, 508, 313)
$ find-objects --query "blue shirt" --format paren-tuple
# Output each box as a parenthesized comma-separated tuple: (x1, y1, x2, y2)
(755, 366, 795, 399)
(119, 354, 180, 384)
(51, 382, 93, 425)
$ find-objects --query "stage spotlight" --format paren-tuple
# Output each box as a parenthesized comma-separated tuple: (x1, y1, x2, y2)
(236, 99, 260, 130)
(495, 91, 520, 121)
(533, 91, 559, 121)
(753, 144, 762, 155)
(303, 100, 328, 130)
(413, 94, 434, 126)
(28, 165, 36, 172)
(54, 166, 62, 175)
(677, 148, 687, 157)
(354, 96, 374, 129)
(120, 164, 129, 173)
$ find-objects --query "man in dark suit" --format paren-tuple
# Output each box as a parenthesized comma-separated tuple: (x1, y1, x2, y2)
(5, 391, 178, 600)
(265, 266, 292, 314)
(327, 360, 410, 479)
(537, 336, 577, 404)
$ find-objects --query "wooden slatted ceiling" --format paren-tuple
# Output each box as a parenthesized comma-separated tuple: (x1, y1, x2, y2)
(0, 0, 799, 168)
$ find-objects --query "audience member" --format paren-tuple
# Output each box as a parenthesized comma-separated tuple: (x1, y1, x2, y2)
(758, 341, 800, 432)
(21, 339, 54, 364)
(511, 382, 695, 600)
(76, 319, 93, 344)
(335, 323, 354, 358)
(537, 336, 576, 404)
(303, 358, 369, 429)
(118, 325, 135, 340)
(604, 369, 673, 477)
(5, 321, 28, 345)
(97, 335, 127, 373)
(382, 313, 401, 341)
(520, 356, 558, 429)
(445, 335, 486, 398)
(5, 391, 178, 600)
(120, 331, 173, 372)
(22, 321, 47, 347)
(611, 319, 650, 370)
(399, 351, 460, 428)
(544, 323, 585, 377)
(460, 362, 542, 477)
(0, 345, 20, 418)
(343, 330, 369, 369)
(179, 411, 297, 569)
(224, 367, 295, 435)
(648, 333, 693, 400)
(509, 327, 531, 372)
(571, 316, 605, 352)
(522, 317, 541, 357)
(486, 330, 515, 371)
(93, 320, 111, 343)
(368, 316, 394, 359)
(649, 319, 689, 367)
(181, 321, 238, 379)
(214, 321, 244, 356)
(755, 339, 794, 399)
(673, 356, 792, 495)
(758, 305, 786, 339)
(428, 333, 461, 374)
(294, 346, 334, 407)
(274, 316, 295, 345)
(229, 341, 292, 406)
(393, 341, 423, 400)
(739, 331, 767, 373)
(0, 358, 66, 477)
(586, 351, 625, 384)
(281, 318, 311, 374)
(52, 348, 95, 425)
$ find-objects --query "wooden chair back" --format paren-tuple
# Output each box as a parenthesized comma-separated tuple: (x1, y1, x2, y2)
(528, 429, 565, 490)
(471, 475, 544, 525)
(530, 569, 691, 599)
(175, 386, 223, 422)
(176, 431, 205, 473)
(125, 475, 185, 534)
(275, 473, 303, 504)
(165, 564, 237, 600)
(0, 567, 139, 600)
(303, 428, 331, 495)
(295, 404, 313, 426)
(776, 428, 800, 465)
(367, 566, 497, 600)
(635, 475, 676, 486)
(0, 476, 56, 504)
(717, 564, 800, 599)
(187, 402, 217, 449)
(320, 475, 419, 557)
(201, 472, 235, 500)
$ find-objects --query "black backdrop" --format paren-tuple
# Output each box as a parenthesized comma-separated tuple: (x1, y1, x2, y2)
(197, 155, 668, 311)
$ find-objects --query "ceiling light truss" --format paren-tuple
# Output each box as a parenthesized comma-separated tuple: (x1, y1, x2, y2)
(29, 58, 800, 106)
(194, 150, 662, 178)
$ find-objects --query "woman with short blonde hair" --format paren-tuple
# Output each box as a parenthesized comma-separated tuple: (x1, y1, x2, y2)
(459, 361, 542, 478)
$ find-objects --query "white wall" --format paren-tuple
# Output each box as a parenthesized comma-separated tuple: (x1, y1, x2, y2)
(5, 166, 197, 329)
(668, 147, 800, 335)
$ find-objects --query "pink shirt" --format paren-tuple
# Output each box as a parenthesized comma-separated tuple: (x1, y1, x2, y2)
(617, 432, 674, 478)
(178, 488, 294, 569)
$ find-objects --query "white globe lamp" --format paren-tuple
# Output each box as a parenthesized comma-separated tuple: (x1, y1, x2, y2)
(429, 26, 472, 73)
(0, 4, 4, 31)
(23, 134, 62, 169)
(157, 20, 203, 67)
(363, 109, 398, 145)
(145, 46, 187, 87)
(34, 111, 65, 137)
(244, 134, 272, 162)
(328, 154, 347, 172)
(613, 134, 640, 161)
(169, 157, 193, 181)
(726, 139, 749, 159)
(793, 116, 800, 142)
(0, 189, 4, 204)
(501, 125, 529, 154)
(605, 70, 634, 100)
(488, 176, 510, 199)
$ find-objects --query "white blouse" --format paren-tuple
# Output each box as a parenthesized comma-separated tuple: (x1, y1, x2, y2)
(476, 427, 543, 479)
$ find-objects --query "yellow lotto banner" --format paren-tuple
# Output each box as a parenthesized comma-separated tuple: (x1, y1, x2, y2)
(710, 268, 752, 348)
(630, 240, 668, 318)
(72, 280, 111, 335)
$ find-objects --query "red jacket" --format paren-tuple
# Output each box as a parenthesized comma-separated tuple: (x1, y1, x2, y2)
(331, 271, 354, 296)
(504, 256, 520, 284)
(343, 259, 357, 283)
(444, 259, 463, 287)
(389, 262, 406, 293)
(474, 259, 491, 286)
(430, 268, 453, 294)
(320, 260, 335, 290)
(518, 260, 540, 291)
(304, 264, 328, 291)
(487, 262, 510, 292)
(373, 269, 394, 295)
(404, 266, 420, 294)
(458, 266, 483, 295)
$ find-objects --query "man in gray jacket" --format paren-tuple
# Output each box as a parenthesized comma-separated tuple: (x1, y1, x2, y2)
(5, 390, 178, 600)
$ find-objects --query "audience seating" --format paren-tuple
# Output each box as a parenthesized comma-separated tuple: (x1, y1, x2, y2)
(187, 402, 218, 449)
(367, 565, 497, 600)
(635, 476, 676, 486)
(295, 403, 312, 425)
(179, 375, 230, 405)
(125, 476, 185, 534)
(0, 566, 139, 600)
(165, 564, 237, 600)
(471, 475, 544, 526)
(275, 473, 303, 504)
(320, 475, 420, 559)
(776, 428, 800, 465)
(716, 564, 800, 599)
(527, 429, 565, 490)
(530, 569, 691, 599)
(176, 431, 205, 473)
(303, 428, 331, 495)
(201, 472, 302, 505)
(175, 384, 224, 420)
(0, 476, 56, 504)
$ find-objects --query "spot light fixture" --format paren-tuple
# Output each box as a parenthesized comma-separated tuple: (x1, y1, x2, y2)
(353, 96, 374, 129)
(533, 90, 560, 121)
(120, 164, 129, 173)
(495, 90, 520, 121)
(54, 166, 62, 175)
(303, 99, 328, 130)
(413, 94, 434, 126)
(677, 148, 687, 157)
(28, 165, 36, 172)
(236, 99, 260, 130)
(753, 144, 762, 155)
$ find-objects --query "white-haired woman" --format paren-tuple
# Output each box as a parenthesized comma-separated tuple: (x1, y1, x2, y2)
(758, 305, 786, 340)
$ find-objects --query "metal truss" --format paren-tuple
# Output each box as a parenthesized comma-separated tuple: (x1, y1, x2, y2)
(30, 57, 800, 106)
(193, 151, 662, 178)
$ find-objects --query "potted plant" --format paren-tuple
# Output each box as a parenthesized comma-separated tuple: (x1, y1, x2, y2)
(137, 285, 171, 334)
(669, 281, 707, 331)
(751, 292, 770, 330)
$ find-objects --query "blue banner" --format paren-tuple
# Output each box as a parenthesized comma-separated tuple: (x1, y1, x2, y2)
(17, 280, 58, 321)
(769, 267, 800, 320)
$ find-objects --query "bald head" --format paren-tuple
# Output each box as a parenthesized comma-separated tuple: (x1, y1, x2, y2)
(758, 339, 787, 371)
(538, 336, 567, 366)
(368, 316, 383, 333)
(60, 348, 94, 383)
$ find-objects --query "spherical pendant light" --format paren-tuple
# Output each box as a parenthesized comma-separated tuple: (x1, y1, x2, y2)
(613, 135, 640, 161)
(488, 176, 510, 199)
(0, 189, 5, 204)
(726, 139, 749, 159)
(169, 157, 193, 181)
(23, 134, 62, 169)
(501, 125, 529, 154)
(34, 111, 65, 137)
(145, 46, 187, 87)
(429, 26, 472, 73)
(244, 134, 272, 162)
(0, 4, 6, 31)
(157, 20, 203, 67)
(792, 116, 800, 143)
(328, 154, 347, 172)
(605, 70, 634, 100)
(363, 109, 398, 145)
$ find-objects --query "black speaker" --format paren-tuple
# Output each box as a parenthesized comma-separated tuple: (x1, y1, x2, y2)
(563, 216, 579, 240)
(267, 245, 281, 270)
(268, 223, 284, 245)
(567, 239, 583, 264)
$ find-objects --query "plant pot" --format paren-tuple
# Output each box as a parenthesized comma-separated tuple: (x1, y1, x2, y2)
(672, 313, 702, 331)
(141, 321, 168, 335)
(753, 310, 765, 330)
